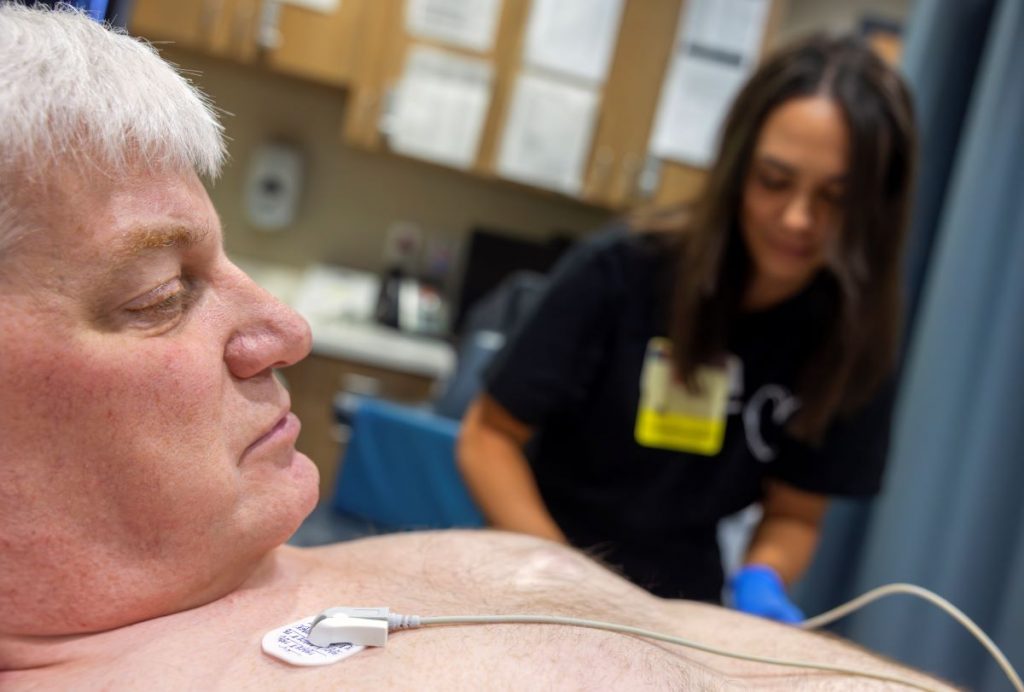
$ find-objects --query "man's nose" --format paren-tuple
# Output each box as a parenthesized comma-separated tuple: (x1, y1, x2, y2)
(223, 276, 312, 380)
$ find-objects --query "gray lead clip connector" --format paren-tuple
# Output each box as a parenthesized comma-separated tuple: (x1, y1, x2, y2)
(312, 606, 392, 629)
(307, 607, 422, 648)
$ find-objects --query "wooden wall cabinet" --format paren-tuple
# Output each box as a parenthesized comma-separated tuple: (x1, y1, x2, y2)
(130, 0, 218, 50)
(580, 0, 686, 209)
(131, 0, 260, 62)
(132, 0, 786, 211)
(339, 0, 531, 160)
(340, 0, 784, 211)
(261, 0, 368, 87)
(131, 0, 366, 86)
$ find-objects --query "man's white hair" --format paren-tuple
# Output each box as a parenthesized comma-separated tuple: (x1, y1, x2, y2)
(0, 3, 226, 253)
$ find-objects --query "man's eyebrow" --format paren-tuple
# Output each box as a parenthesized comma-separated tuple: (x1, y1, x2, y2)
(108, 225, 214, 268)
(97, 225, 216, 287)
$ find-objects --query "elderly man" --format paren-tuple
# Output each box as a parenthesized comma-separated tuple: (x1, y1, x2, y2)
(0, 6, 950, 690)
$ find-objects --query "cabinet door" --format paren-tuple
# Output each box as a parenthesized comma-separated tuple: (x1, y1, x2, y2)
(206, 0, 260, 62)
(341, 0, 531, 169)
(130, 0, 259, 62)
(340, 0, 403, 149)
(580, 0, 683, 209)
(130, 0, 216, 49)
(262, 0, 368, 87)
(339, 0, 700, 210)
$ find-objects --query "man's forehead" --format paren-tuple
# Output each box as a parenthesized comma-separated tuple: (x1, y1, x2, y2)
(0, 168, 219, 294)
(76, 169, 221, 263)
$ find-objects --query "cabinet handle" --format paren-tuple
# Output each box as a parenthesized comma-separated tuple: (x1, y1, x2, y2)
(614, 151, 639, 202)
(633, 153, 663, 201)
(256, 0, 282, 51)
(588, 145, 615, 199)
(376, 85, 396, 138)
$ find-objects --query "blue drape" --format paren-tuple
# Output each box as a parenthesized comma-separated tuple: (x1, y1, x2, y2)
(797, 0, 1024, 688)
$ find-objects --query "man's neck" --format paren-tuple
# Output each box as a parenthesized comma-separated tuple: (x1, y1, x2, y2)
(0, 549, 286, 674)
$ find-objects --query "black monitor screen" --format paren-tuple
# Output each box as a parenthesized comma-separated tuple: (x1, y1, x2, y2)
(454, 228, 573, 335)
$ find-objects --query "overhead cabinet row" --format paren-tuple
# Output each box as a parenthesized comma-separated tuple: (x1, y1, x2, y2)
(131, 0, 787, 209)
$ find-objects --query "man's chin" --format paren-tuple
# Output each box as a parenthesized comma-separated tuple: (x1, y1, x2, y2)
(247, 451, 320, 546)
(288, 452, 321, 527)
(279, 451, 320, 522)
(267, 447, 320, 497)
(294, 450, 321, 513)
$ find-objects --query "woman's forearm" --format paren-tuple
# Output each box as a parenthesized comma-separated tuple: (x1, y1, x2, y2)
(745, 513, 821, 584)
(457, 398, 567, 543)
(745, 480, 829, 584)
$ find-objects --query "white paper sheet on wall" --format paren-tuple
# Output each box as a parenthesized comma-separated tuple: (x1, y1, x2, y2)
(649, 49, 748, 166)
(649, 0, 770, 167)
(279, 0, 339, 14)
(682, 0, 769, 57)
(495, 71, 600, 195)
(405, 0, 503, 53)
(383, 45, 493, 170)
(522, 0, 625, 85)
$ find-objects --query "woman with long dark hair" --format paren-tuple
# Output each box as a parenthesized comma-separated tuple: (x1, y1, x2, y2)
(458, 35, 917, 620)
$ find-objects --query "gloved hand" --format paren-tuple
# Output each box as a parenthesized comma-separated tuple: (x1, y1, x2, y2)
(730, 564, 805, 624)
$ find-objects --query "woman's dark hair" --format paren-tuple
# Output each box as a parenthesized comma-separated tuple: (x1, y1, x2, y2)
(660, 34, 917, 443)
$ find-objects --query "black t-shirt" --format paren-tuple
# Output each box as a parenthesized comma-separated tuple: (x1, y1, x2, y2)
(483, 229, 894, 601)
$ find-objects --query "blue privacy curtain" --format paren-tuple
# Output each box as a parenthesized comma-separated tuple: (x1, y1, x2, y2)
(796, 0, 1024, 688)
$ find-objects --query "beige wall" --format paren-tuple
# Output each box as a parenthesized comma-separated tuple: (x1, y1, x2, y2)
(168, 48, 612, 282)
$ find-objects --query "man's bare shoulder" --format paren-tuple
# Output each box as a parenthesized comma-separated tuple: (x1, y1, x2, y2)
(15, 531, 953, 690)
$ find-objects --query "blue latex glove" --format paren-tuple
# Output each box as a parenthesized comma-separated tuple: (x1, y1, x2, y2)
(730, 564, 805, 624)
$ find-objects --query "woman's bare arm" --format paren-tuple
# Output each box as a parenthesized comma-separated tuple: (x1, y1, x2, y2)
(457, 395, 567, 543)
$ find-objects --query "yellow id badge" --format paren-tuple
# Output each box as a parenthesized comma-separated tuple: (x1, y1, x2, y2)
(634, 337, 730, 456)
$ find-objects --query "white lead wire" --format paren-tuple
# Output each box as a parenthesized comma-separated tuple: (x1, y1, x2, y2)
(416, 613, 939, 691)
(413, 580, 1023, 692)
(800, 582, 1022, 692)
(310, 583, 1022, 691)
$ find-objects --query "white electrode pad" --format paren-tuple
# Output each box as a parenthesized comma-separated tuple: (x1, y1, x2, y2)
(262, 616, 365, 667)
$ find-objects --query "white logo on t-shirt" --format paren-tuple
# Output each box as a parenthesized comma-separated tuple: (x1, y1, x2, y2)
(725, 356, 801, 462)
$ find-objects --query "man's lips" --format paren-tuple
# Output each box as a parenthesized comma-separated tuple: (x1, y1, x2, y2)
(243, 411, 301, 458)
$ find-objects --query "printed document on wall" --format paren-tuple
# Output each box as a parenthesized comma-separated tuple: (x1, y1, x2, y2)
(682, 0, 769, 58)
(649, 0, 769, 167)
(405, 0, 503, 52)
(384, 45, 493, 170)
(496, 72, 599, 195)
(649, 52, 747, 166)
(523, 0, 625, 85)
